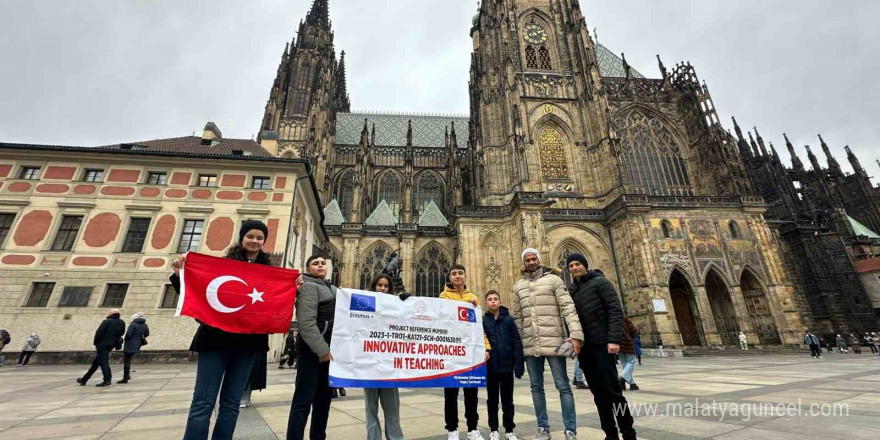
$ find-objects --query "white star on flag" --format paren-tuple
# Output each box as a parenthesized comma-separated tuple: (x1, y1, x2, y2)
(247, 288, 265, 304)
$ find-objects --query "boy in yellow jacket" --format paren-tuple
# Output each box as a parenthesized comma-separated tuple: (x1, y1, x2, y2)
(440, 264, 491, 440)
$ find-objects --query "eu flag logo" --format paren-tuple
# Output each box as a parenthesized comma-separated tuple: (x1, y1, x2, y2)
(350, 293, 376, 312)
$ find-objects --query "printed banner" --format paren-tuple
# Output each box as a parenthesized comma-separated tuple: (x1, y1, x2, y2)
(329, 288, 487, 388)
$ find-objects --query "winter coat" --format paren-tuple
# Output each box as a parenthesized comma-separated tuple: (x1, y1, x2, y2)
(0, 330, 10, 350)
(440, 284, 491, 350)
(248, 352, 268, 391)
(94, 314, 126, 350)
(483, 306, 524, 376)
(618, 318, 639, 355)
(836, 335, 847, 347)
(169, 256, 271, 353)
(282, 334, 297, 356)
(804, 334, 820, 345)
(22, 335, 41, 352)
(850, 335, 860, 348)
(633, 336, 642, 357)
(567, 270, 621, 346)
(513, 267, 584, 357)
(123, 318, 150, 354)
(295, 274, 338, 357)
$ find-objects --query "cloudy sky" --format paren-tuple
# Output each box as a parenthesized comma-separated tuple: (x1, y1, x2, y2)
(0, 0, 877, 179)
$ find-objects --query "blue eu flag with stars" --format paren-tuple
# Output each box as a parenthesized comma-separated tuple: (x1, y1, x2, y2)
(350, 293, 376, 312)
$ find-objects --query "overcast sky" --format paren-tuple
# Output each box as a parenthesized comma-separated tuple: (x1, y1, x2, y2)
(0, 0, 877, 180)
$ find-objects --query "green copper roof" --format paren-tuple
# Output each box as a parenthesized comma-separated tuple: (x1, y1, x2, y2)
(848, 215, 880, 238)
(335, 112, 469, 147)
(595, 43, 645, 79)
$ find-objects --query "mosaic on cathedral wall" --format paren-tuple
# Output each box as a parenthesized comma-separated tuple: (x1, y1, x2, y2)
(538, 126, 570, 180)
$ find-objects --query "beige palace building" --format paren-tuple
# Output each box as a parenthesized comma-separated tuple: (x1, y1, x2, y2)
(0, 124, 325, 359)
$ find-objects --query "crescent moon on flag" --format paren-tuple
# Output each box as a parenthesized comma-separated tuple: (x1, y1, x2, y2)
(205, 275, 247, 314)
(458, 308, 469, 321)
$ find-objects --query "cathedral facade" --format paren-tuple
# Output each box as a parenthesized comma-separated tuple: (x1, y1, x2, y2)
(259, 0, 879, 348)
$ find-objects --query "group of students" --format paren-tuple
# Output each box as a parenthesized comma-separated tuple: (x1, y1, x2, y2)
(126, 220, 638, 440)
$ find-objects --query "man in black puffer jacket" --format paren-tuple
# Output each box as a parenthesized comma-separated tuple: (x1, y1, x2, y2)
(566, 254, 637, 440)
(77, 309, 126, 387)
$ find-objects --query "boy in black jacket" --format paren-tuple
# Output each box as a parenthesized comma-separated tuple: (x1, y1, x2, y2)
(483, 290, 524, 440)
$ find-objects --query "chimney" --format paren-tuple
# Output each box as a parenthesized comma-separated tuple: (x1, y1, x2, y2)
(202, 122, 222, 142)
(260, 130, 280, 157)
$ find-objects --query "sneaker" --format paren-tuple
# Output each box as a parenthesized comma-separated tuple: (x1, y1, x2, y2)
(629, 383, 640, 391)
(239, 400, 250, 408)
(564, 430, 577, 440)
(448, 431, 461, 440)
(505, 433, 519, 440)
(339, 387, 347, 397)
(819, 356, 823, 358)
(467, 430, 486, 440)
(534, 427, 551, 440)
(490, 432, 501, 440)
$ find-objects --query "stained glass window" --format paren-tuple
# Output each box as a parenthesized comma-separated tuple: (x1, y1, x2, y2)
(360, 245, 391, 290)
(415, 245, 451, 297)
(616, 111, 692, 196)
(539, 126, 570, 179)
(416, 172, 444, 214)
(374, 172, 402, 220)
(336, 170, 355, 220)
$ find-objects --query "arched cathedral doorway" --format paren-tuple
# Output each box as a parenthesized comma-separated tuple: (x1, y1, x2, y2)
(740, 271, 781, 345)
(705, 269, 740, 346)
(669, 269, 702, 346)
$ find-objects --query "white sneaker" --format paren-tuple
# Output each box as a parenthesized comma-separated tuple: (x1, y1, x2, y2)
(506, 433, 520, 440)
(448, 431, 461, 440)
(534, 428, 551, 440)
(467, 430, 486, 440)
(564, 430, 577, 440)
(489, 432, 501, 440)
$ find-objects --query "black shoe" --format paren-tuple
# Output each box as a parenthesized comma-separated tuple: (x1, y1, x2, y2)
(629, 383, 640, 391)
(95, 381, 111, 387)
(339, 388, 346, 397)
(618, 377, 627, 391)
(575, 381, 589, 389)
(76, 377, 86, 386)
(331, 389, 338, 399)
(117, 378, 129, 384)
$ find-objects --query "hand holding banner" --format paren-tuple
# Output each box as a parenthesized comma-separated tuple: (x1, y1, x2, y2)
(176, 252, 299, 334)
(329, 288, 487, 388)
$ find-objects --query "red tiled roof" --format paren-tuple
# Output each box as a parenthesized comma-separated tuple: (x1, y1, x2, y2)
(99, 136, 273, 158)
(854, 258, 880, 274)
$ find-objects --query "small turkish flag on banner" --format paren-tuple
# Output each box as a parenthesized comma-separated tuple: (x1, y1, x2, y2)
(175, 252, 299, 334)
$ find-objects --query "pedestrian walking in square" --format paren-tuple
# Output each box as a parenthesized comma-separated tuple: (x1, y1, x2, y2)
(118, 313, 149, 383)
(279, 331, 297, 369)
(849, 333, 861, 354)
(836, 334, 848, 353)
(0, 329, 11, 366)
(864, 333, 876, 354)
(441, 264, 491, 440)
(567, 253, 637, 440)
(803, 331, 822, 358)
(633, 331, 642, 365)
(18, 333, 40, 366)
(483, 290, 523, 440)
(738, 332, 748, 350)
(618, 318, 640, 391)
(572, 358, 588, 389)
(513, 248, 583, 440)
(76, 309, 125, 387)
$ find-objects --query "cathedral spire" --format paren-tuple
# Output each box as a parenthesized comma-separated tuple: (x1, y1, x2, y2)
(306, 0, 330, 28)
(769, 142, 781, 163)
(818, 134, 843, 176)
(657, 54, 668, 80)
(784, 133, 804, 171)
(806, 145, 822, 172)
(748, 131, 762, 157)
(334, 50, 351, 112)
(731, 117, 751, 159)
(845, 146, 867, 177)
(406, 120, 413, 147)
(754, 127, 769, 157)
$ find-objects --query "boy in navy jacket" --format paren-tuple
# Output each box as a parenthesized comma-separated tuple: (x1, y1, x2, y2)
(483, 290, 524, 440)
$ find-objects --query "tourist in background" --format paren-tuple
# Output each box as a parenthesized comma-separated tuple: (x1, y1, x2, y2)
(836, 334, 848, 354)
(567, 253, 637, 440)
(864, 333, 876, 354)
(241, 352, 267, 407)
(76, 309, 125, 387)
(873, 333, 880, 356)
(572, 358, 588, 389)
(119, 313, 149, 383)
(174, 220, 273, 440)
(0, 329, 11, 366)
(287, 255, 338, 440)
(849, 333, 861, 354)
(618, 317, 640, 391)
(738, 332, 748, 350)
(279, 331, 297, 369)
(804, 331, 822, 358)
(18, 333, 40, 366)
(513, 248, 583, 440)
(363, 274, 406, 440)
(633, 330, 642, 365)
(483, 289, 523, 440)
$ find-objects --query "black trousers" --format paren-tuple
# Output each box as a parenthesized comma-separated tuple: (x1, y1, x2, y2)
(579, 345, 637, 440)
(809, 344, 822, 357)
(18, 351, 34, 365)
(123, 352, 136, 379)
(486, 372, 515, 432)
(444, 387, 479, 432)
(286, 348, 332, 440)
(82, 348, 112, 383)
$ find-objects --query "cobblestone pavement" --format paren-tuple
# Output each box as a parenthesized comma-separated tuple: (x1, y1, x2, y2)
(0, 353, 879, 440)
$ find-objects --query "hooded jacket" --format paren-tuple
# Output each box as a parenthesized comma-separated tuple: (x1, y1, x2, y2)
(295, 274, 338, 357)
(483, 306, 524, 376)
(440, 284, 491, 350)
(513, 267, 584, 357)
(94, 313, 126, 350)
(123, 318, 150, 354)
(567, 270, 623, 346)
(23, 334, 41, 352)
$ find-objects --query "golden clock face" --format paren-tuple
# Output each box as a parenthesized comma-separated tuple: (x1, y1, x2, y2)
(523, 24, 548, 45)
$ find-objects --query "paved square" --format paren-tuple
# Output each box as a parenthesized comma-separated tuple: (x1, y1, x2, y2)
(1, 354, 878, 439)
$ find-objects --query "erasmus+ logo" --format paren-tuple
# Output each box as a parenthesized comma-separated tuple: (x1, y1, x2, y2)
(350, 293, 376, 313)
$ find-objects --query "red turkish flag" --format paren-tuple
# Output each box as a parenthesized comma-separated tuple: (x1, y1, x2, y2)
(175, 252, 299, 334)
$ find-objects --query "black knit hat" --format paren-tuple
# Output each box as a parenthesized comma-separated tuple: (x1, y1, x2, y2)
(239, 220, 269, 244)
(565, 253, 589, 269)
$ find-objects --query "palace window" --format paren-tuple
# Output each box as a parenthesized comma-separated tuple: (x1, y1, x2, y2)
(360, 245, 391, 290)
(538, 126, 570, 179)
(146, 172, 167, 185)
(616, 111, 692, 196)
(415, 245, 451, 298)
(121, 218, 151, 253)
(18, 166, 41, 180)
(0, 213, 15, 247)
(101, 284, 129, 308)
(177, 219, 204, 253)
(160, 284, 179, 309)
(51, 215, 83, 251)
(197, 174, 217, 187)
(374, 171, 402, 220)
(58, 286, 93, 307)
(252, 176, 271, 190)
(26, 282, 55, 307)
(416, 172, 444, 214)
(82, 169, 104, 182)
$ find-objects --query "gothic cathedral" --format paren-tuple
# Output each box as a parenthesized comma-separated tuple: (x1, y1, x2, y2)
(259, 0, 880, 348)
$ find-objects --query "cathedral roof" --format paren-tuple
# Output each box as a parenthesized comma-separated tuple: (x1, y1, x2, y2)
(595, 43, 646, 79)
(323, 199, 345, 226)
(336, 112, 469, 147)
(364, 200, 399, 226)
(847, 215, 880, 238)
(417, 200, 449, 227)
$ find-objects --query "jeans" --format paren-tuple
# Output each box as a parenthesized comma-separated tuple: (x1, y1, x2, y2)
(18, 351, 34, 365)
(809, 344, 822, 357)
(486, 372, 515, 432)
(573, 358, 584, 383)
(182, 350, 257, 440)
(580, 345, 636, 440)
(287, 348, 332, 440)
(525, 355, 576, 433)
(739, 341, 748, 350)
(364, 388, 404, 440)
(81, 348, 112, 383)
(444, 387, 479, 432)
(619, 353, 637, 384)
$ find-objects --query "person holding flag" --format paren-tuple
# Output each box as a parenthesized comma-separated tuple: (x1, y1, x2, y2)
(172, 220, 278, 440)
(287, 254, 339, 440)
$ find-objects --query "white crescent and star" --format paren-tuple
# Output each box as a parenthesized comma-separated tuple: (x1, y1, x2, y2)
(205, 276, 265, 314)
(458, 308, 469, 320)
